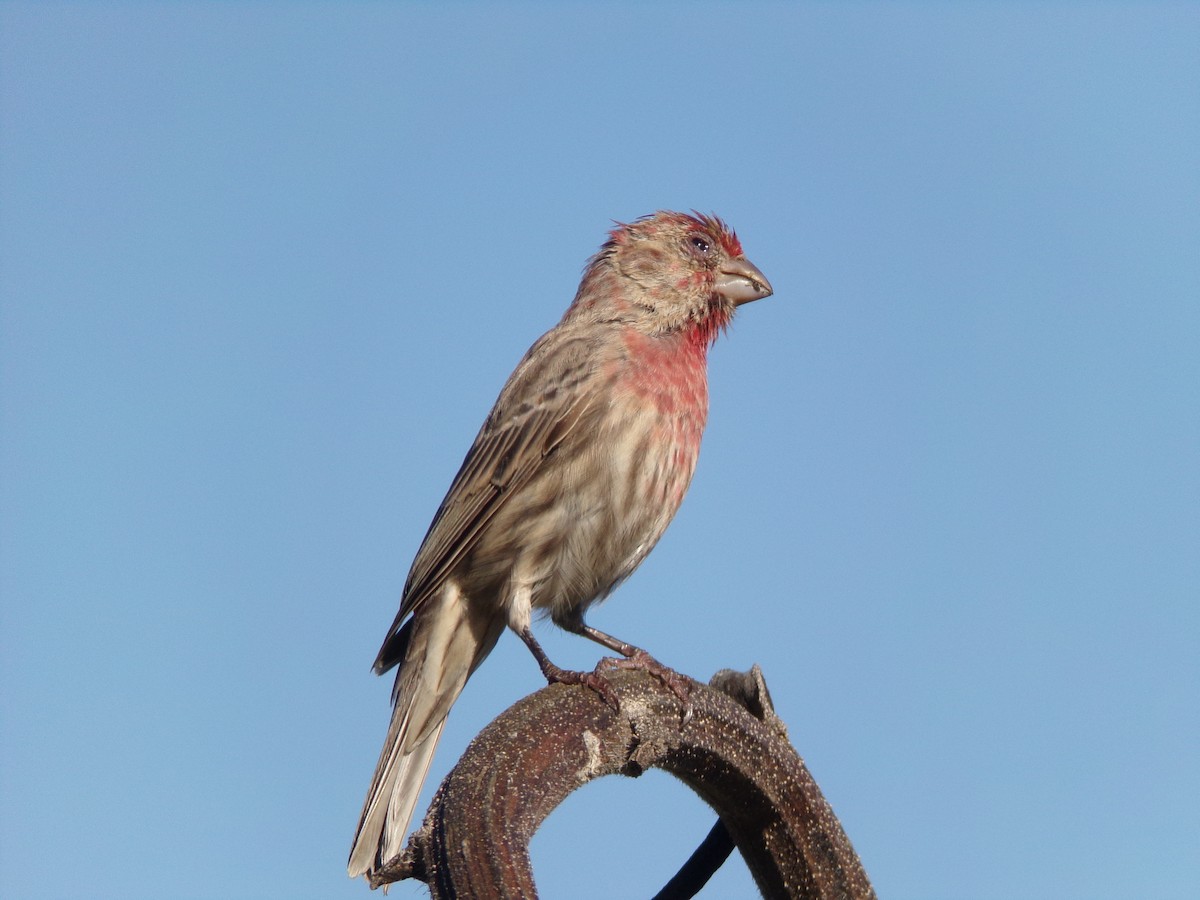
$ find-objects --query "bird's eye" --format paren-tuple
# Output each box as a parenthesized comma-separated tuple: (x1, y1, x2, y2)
(690, 236, 712, 256)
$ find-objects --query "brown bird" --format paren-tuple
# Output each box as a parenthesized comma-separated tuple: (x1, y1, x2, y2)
(348, 211, 772, 880)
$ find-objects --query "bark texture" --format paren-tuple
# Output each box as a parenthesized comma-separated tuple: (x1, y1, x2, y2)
(369, 665, 875, 900)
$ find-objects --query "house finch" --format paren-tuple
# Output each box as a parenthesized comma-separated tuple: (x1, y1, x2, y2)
(348, 211, 772, 881)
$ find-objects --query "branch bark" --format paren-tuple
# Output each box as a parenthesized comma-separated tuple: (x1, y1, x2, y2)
(370, 665, 874, 899)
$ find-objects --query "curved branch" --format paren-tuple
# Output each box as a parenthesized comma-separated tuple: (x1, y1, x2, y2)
(371, 665, 874, 899)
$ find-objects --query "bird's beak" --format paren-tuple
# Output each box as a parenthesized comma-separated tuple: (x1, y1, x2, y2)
(715, 257, 773, 306)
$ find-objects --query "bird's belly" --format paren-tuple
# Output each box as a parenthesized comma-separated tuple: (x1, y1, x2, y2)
(516, 407, 702, 622)
(461, 342, 709, 626)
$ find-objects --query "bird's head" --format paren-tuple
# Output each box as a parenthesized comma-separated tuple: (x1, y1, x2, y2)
(568, 211, 772, 343)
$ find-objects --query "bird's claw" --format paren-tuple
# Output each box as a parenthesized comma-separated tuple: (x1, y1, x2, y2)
(600, 649, 693, 713)
(543, 663, 621, 710)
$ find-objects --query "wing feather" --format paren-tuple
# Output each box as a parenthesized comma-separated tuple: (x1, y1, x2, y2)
(372, 332, 601, 674)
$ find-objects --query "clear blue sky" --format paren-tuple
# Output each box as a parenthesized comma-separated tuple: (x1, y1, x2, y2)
(2, 4, 1197, 899)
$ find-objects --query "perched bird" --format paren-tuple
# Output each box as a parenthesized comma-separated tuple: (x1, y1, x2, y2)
(348, 211, 773, 881)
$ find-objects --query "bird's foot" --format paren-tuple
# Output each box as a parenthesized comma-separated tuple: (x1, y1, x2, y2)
(541, 658, 621, 710)
(521, 626, 621, 709)
(600, 648, 693, 709)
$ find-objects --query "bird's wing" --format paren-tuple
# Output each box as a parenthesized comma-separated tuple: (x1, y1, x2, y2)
(372, 331, 602, 673)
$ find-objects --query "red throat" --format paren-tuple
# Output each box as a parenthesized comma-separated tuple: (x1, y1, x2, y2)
(686, 302, 733, 351)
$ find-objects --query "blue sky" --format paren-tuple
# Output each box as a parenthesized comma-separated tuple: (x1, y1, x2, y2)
(2, 3, 1197, 898)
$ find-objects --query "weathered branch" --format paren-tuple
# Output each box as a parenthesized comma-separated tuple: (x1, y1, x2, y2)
(370, 665, 874, 899)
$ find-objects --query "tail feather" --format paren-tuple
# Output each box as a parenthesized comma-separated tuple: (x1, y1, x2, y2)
(347, 710, 446, 878)
(348, 583, 503, 880)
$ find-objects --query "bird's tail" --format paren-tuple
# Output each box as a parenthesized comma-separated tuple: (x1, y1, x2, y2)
(347, 585, 503, 880)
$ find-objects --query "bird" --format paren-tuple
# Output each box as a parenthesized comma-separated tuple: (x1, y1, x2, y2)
(348, 210, 773, 881)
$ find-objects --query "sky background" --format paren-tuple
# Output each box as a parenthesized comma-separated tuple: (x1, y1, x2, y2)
(2, 3, 1197, 899)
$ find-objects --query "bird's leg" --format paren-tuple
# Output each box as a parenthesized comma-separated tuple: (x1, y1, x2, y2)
(571, 620, 693, 707)
(518, 626, 620, 710)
